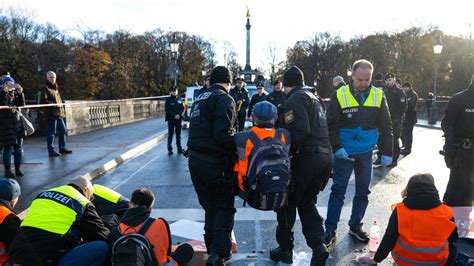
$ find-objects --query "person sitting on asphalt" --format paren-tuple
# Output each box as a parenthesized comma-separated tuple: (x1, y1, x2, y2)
(0, 178, 21, 265)
(92, 184, 130, 228)
(364, 173, 458, 265)
(8, 176, 110, 266)
(109, 188, 194, 266)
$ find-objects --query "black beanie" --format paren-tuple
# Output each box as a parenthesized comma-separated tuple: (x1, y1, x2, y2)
(283, 66, 304, 87)
(210, 66, 232, 85)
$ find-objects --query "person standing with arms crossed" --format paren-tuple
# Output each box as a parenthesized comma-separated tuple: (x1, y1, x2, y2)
(165, 86, 184, 155)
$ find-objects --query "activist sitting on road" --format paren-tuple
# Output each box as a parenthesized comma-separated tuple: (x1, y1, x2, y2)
(109, 188, 194, 266)
(233, 100, 291, 211)
(8, 176, 110, 266)
(365, 173, 458, 265)
(0, 178, 21, 265)
(92, 183, 130, 229)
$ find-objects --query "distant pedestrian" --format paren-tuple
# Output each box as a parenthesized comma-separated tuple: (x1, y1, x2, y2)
(332, 75, 345, 90)
(1, 76, 25, 178)
(187, 66, 237, 265)
(40, 71, 72, 157)
(230, 77, 249, 131)
(165, 86, 184, 155)
(441, 79, 474, 207)
(401, 82, 418, 155)
(426, 92, 434, 118)
(325, 60, 393, 247)
(248, 82, 267, 119)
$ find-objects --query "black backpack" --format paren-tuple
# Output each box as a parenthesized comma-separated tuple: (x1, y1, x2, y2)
(240, 129, 291, 211)
(112, 218, 158, 266)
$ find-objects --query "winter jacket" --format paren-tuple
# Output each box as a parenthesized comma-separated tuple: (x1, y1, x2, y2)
(0, 90, 24, 147)
(40, 81, 65, 120)
(248, 93, 267, 117)
(165, 95, 184, 121)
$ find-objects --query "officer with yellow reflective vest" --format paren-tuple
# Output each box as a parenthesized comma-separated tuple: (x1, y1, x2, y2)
(8, 176, 110, 265)
(324, 60, 393, 246)
(92, 184, 130, 218)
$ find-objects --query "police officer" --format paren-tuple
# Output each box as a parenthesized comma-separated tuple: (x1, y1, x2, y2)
(375, 73, 407, 167)
(9, 176, 109, 265)
(187, 66, 237, 265)
(165, 86, 185, 155)
(248, 82, 267, 118)
(401, 82, 418, 156)
(267, 80, 286, 127)
(92, 184, 130, 227)
(270, 66, 332, 265)
(441, 77, 474, 207)
(230, 77, 249, 131)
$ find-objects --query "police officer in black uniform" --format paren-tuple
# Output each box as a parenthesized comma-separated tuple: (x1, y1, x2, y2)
(270, 66, 332, 265)
(165, 86, 184, 155)
(375, 73, 407, 167)
(267, 80, 287, 127)
(187, 66, 238, 265)
(248, 82, 267, 118)
(441, 77, 474, 207)
(401, 82, 418, 155)
(229, 77, 249, 131)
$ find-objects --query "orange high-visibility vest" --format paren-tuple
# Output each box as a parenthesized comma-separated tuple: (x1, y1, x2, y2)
(119, 218, 175, 265)
(391, 202, 456, 266)
(0, 205, 14, 265)
(233, 127, 289, 192)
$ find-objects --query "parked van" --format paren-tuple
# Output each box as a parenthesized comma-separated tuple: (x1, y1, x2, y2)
(183, 86, 202, 121)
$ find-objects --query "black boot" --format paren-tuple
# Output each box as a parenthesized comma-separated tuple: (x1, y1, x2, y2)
(15, 165, 24, 177)
(311, 243, 329, 266)
(269, 247, 293, 264)
(4, 166, 15, 179)
(206, 252, 231, 266)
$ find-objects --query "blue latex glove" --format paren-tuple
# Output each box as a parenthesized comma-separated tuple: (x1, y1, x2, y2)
(381, 155, 393, 166)
(335, 148, 349, 160)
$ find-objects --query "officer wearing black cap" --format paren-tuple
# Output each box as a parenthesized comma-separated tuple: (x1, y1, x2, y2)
(248, 82, 267, 119)
(230, 77, 249, 131)
(197, 74, 211, 97)
(267, 80, 287, 127)
(187, 66, 238, 265)
(165, 86, 184, 155)
(441, 76, 474, 207)
(0, 178, 21, 264)
(270, 66, 332, 265)
(375, 73, 407, 167)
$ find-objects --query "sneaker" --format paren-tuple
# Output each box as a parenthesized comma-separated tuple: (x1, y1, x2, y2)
(168, 150, 173, 155)
(373, 157, 381, 166)
(206, 252, 231, 266)
(349, 225, 370, 242)
(400, 148, 411, 156)
(177, 149, 183, 154)
(49, 150, 61, 157)
(15, 167, 24, 177)
(387, 162, 398, 168)
(4, 169, 15, 179)
(269, 247, 293, 264)
(324, 229, 337, 247)
(59, 149, 73, 154)
(311, 243, 329, 266)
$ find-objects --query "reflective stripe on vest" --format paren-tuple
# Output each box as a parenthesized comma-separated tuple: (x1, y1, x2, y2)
(391, 202, 456, 266)
(0, 205, 13, 264)
(21, 185, 89, 235)
(336, 85, 383, 109)
(93, 184, 122, 204)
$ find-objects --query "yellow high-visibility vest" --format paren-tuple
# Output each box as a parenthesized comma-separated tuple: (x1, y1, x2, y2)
(93, 184, 122, 204)
(336, 85, 383, 109)
(21, 185, 89, 235)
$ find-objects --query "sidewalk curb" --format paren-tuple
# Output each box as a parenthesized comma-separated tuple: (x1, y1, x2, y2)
(18, 129, 168, 219)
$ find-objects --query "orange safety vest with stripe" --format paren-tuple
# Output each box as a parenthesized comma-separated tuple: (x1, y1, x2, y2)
(119, 218, 176, 265)
(391, 202, 456, 266)
(0, 205, 14, 265)
(233, 127, 290, 192)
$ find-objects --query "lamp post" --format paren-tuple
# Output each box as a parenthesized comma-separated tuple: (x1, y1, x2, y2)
(428, 36, 443, 125)
(170, 35, 180, 87)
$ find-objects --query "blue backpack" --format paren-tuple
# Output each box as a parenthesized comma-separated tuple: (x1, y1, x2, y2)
(240, 129, 291, 211)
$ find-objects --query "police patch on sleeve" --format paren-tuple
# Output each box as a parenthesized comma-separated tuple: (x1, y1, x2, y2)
(284, 110, 294, 124)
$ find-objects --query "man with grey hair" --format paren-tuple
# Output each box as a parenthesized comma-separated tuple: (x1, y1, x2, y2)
(40, 71, 72, 157)
(9, 176, 110, 265)
(332, 75, 345, 90)
(325, 59, 393, 246)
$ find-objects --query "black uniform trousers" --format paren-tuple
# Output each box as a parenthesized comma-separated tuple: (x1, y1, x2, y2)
(392, 122, 402, 162)
(167, 120, 182, 152)
(237, 112, 246, 132)
(189, 156, 236, 257)
(444, 141, 474, 207)
(276, 152, 333, 250)
(401, 121, 415, 151)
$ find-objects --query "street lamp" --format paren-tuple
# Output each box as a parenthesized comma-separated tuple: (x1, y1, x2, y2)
(428, 36, 443, 125)
(170, 35, 180, 87)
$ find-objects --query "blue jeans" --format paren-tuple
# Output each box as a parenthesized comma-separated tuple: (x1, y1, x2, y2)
(57, 241, 108, 266)
(47, 118, 67, 151)
(325, 150, 373, 230)
(2, 138, 23, 167)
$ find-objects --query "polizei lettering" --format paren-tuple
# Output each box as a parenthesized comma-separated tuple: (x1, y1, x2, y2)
(38, 191, 72, 205)
(465, 108, 474, 113)
(342, 108, 359, 114)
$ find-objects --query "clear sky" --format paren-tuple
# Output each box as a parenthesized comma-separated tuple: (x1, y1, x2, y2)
(2, 0, 473, 75)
